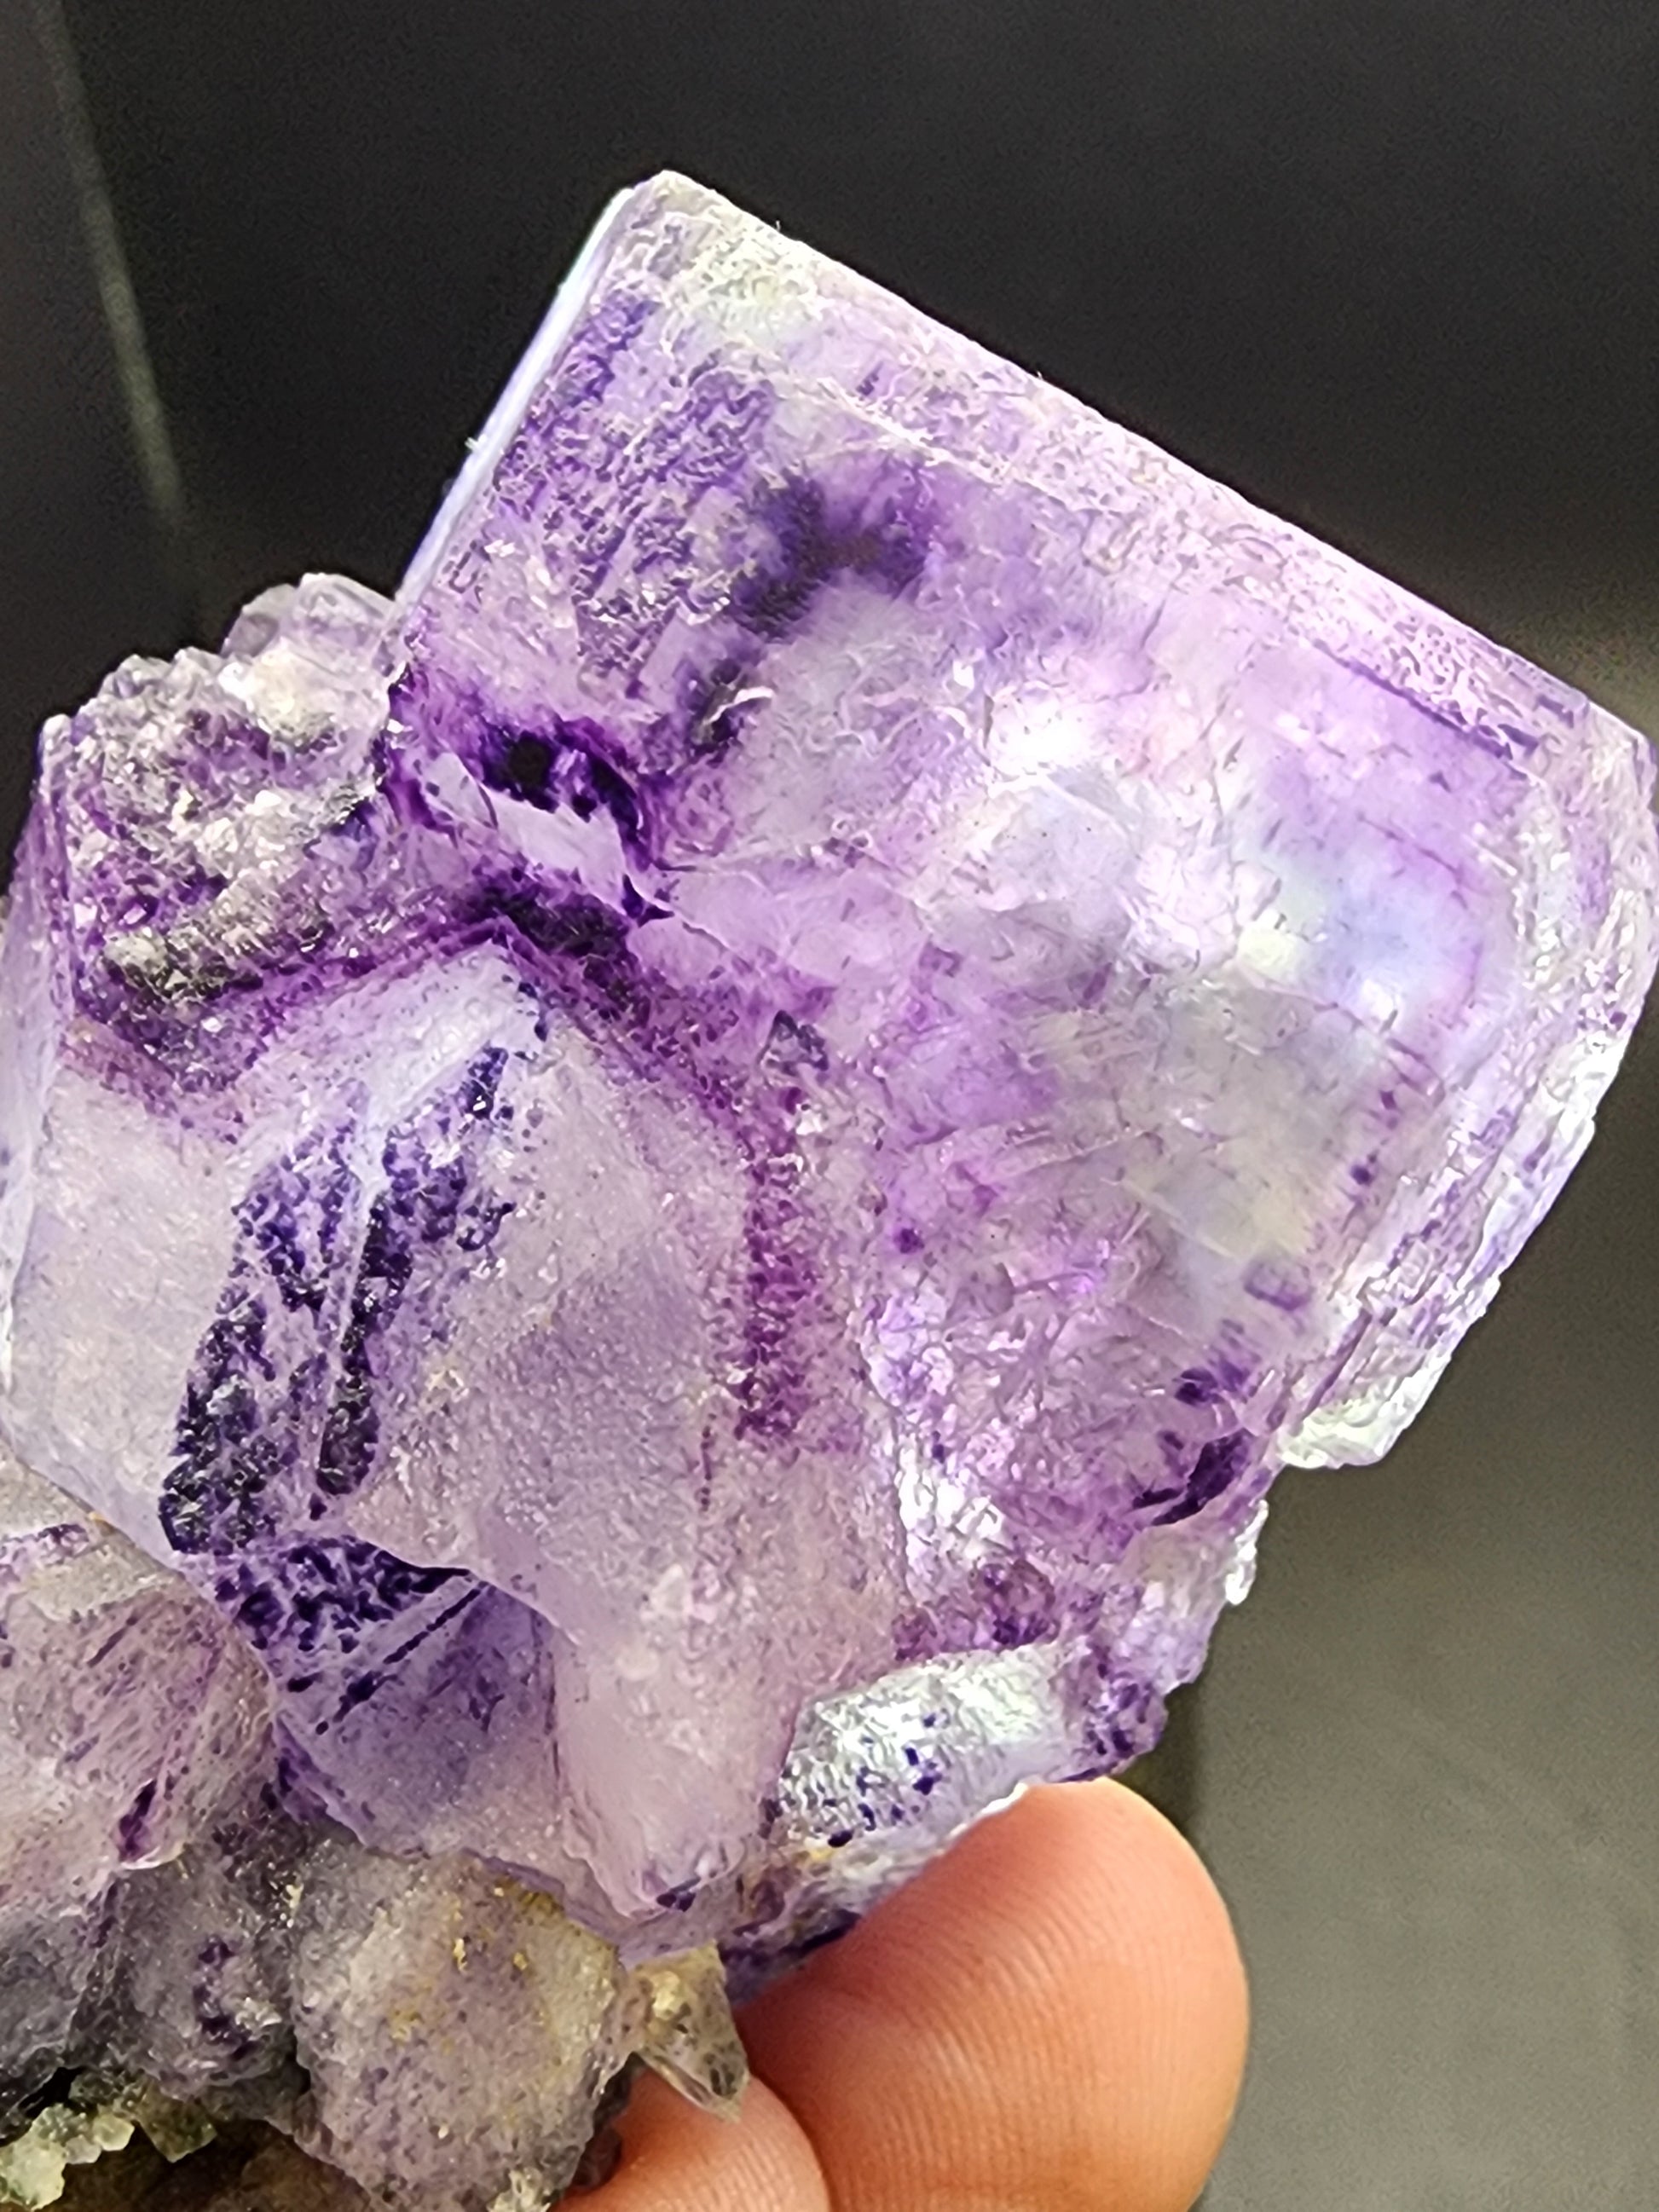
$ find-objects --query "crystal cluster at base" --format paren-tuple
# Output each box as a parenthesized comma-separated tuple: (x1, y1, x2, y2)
(0, 1443, 741, 2211)
(1, 172, 1655, 2209)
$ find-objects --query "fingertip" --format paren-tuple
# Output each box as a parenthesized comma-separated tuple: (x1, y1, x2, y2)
(743, 1777, 1248, 2211)
(595, 2070, 827, 2212)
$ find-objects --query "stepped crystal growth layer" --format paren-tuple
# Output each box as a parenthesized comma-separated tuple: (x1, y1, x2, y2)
(1, 172, 1656, 2208)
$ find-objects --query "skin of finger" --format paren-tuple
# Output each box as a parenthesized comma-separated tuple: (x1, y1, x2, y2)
(737, 1778, 1249, 2212)
(599, 2071, 829, 2212)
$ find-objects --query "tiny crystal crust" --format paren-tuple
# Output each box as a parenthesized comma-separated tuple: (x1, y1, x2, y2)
(1, 174, 1656, 2207)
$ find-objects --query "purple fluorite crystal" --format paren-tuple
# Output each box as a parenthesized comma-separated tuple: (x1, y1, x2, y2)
(2, 172, 1656, 2205)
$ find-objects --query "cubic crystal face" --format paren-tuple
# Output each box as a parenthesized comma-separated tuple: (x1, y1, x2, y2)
(2, 172, 1656, 2206)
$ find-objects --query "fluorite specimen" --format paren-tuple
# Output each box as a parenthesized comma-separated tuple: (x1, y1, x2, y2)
(2, 171, 1656, 2207)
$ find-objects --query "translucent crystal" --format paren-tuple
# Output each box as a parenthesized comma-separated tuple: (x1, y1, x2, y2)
(2, 172, 1655, 2205)
(0, 1445, 740, 2209)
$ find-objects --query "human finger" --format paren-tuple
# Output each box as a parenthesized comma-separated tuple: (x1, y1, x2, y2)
(738, 1776, 1248, 2212)
(596, 2069, 827, 2211)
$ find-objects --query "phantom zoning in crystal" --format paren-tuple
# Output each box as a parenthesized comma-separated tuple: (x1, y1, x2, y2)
(1, 173, 1655, 2208)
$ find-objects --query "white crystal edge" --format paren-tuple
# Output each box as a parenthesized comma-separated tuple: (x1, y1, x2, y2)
(396, 174, 686, 615)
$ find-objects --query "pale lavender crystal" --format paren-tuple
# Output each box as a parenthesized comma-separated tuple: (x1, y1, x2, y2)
(2, 171, 1656, 2205)
(0, 1444, 740, 2210)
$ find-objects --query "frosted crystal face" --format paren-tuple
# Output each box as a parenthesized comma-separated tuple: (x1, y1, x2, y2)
(0, 1445, 741, 2211)
(1, 171, 1656, 2206)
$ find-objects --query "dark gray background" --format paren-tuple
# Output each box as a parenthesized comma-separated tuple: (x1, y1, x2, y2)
(4, 3, 1656, 2204)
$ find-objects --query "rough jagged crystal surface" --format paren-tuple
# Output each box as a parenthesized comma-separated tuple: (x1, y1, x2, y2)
(0, 1444, 739, 2211)
(2, 171, 1656, 2206)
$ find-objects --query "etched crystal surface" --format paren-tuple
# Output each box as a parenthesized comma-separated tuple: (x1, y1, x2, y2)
(2, 172, 1656, 2205)
(0, 1443, 740, 2211)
